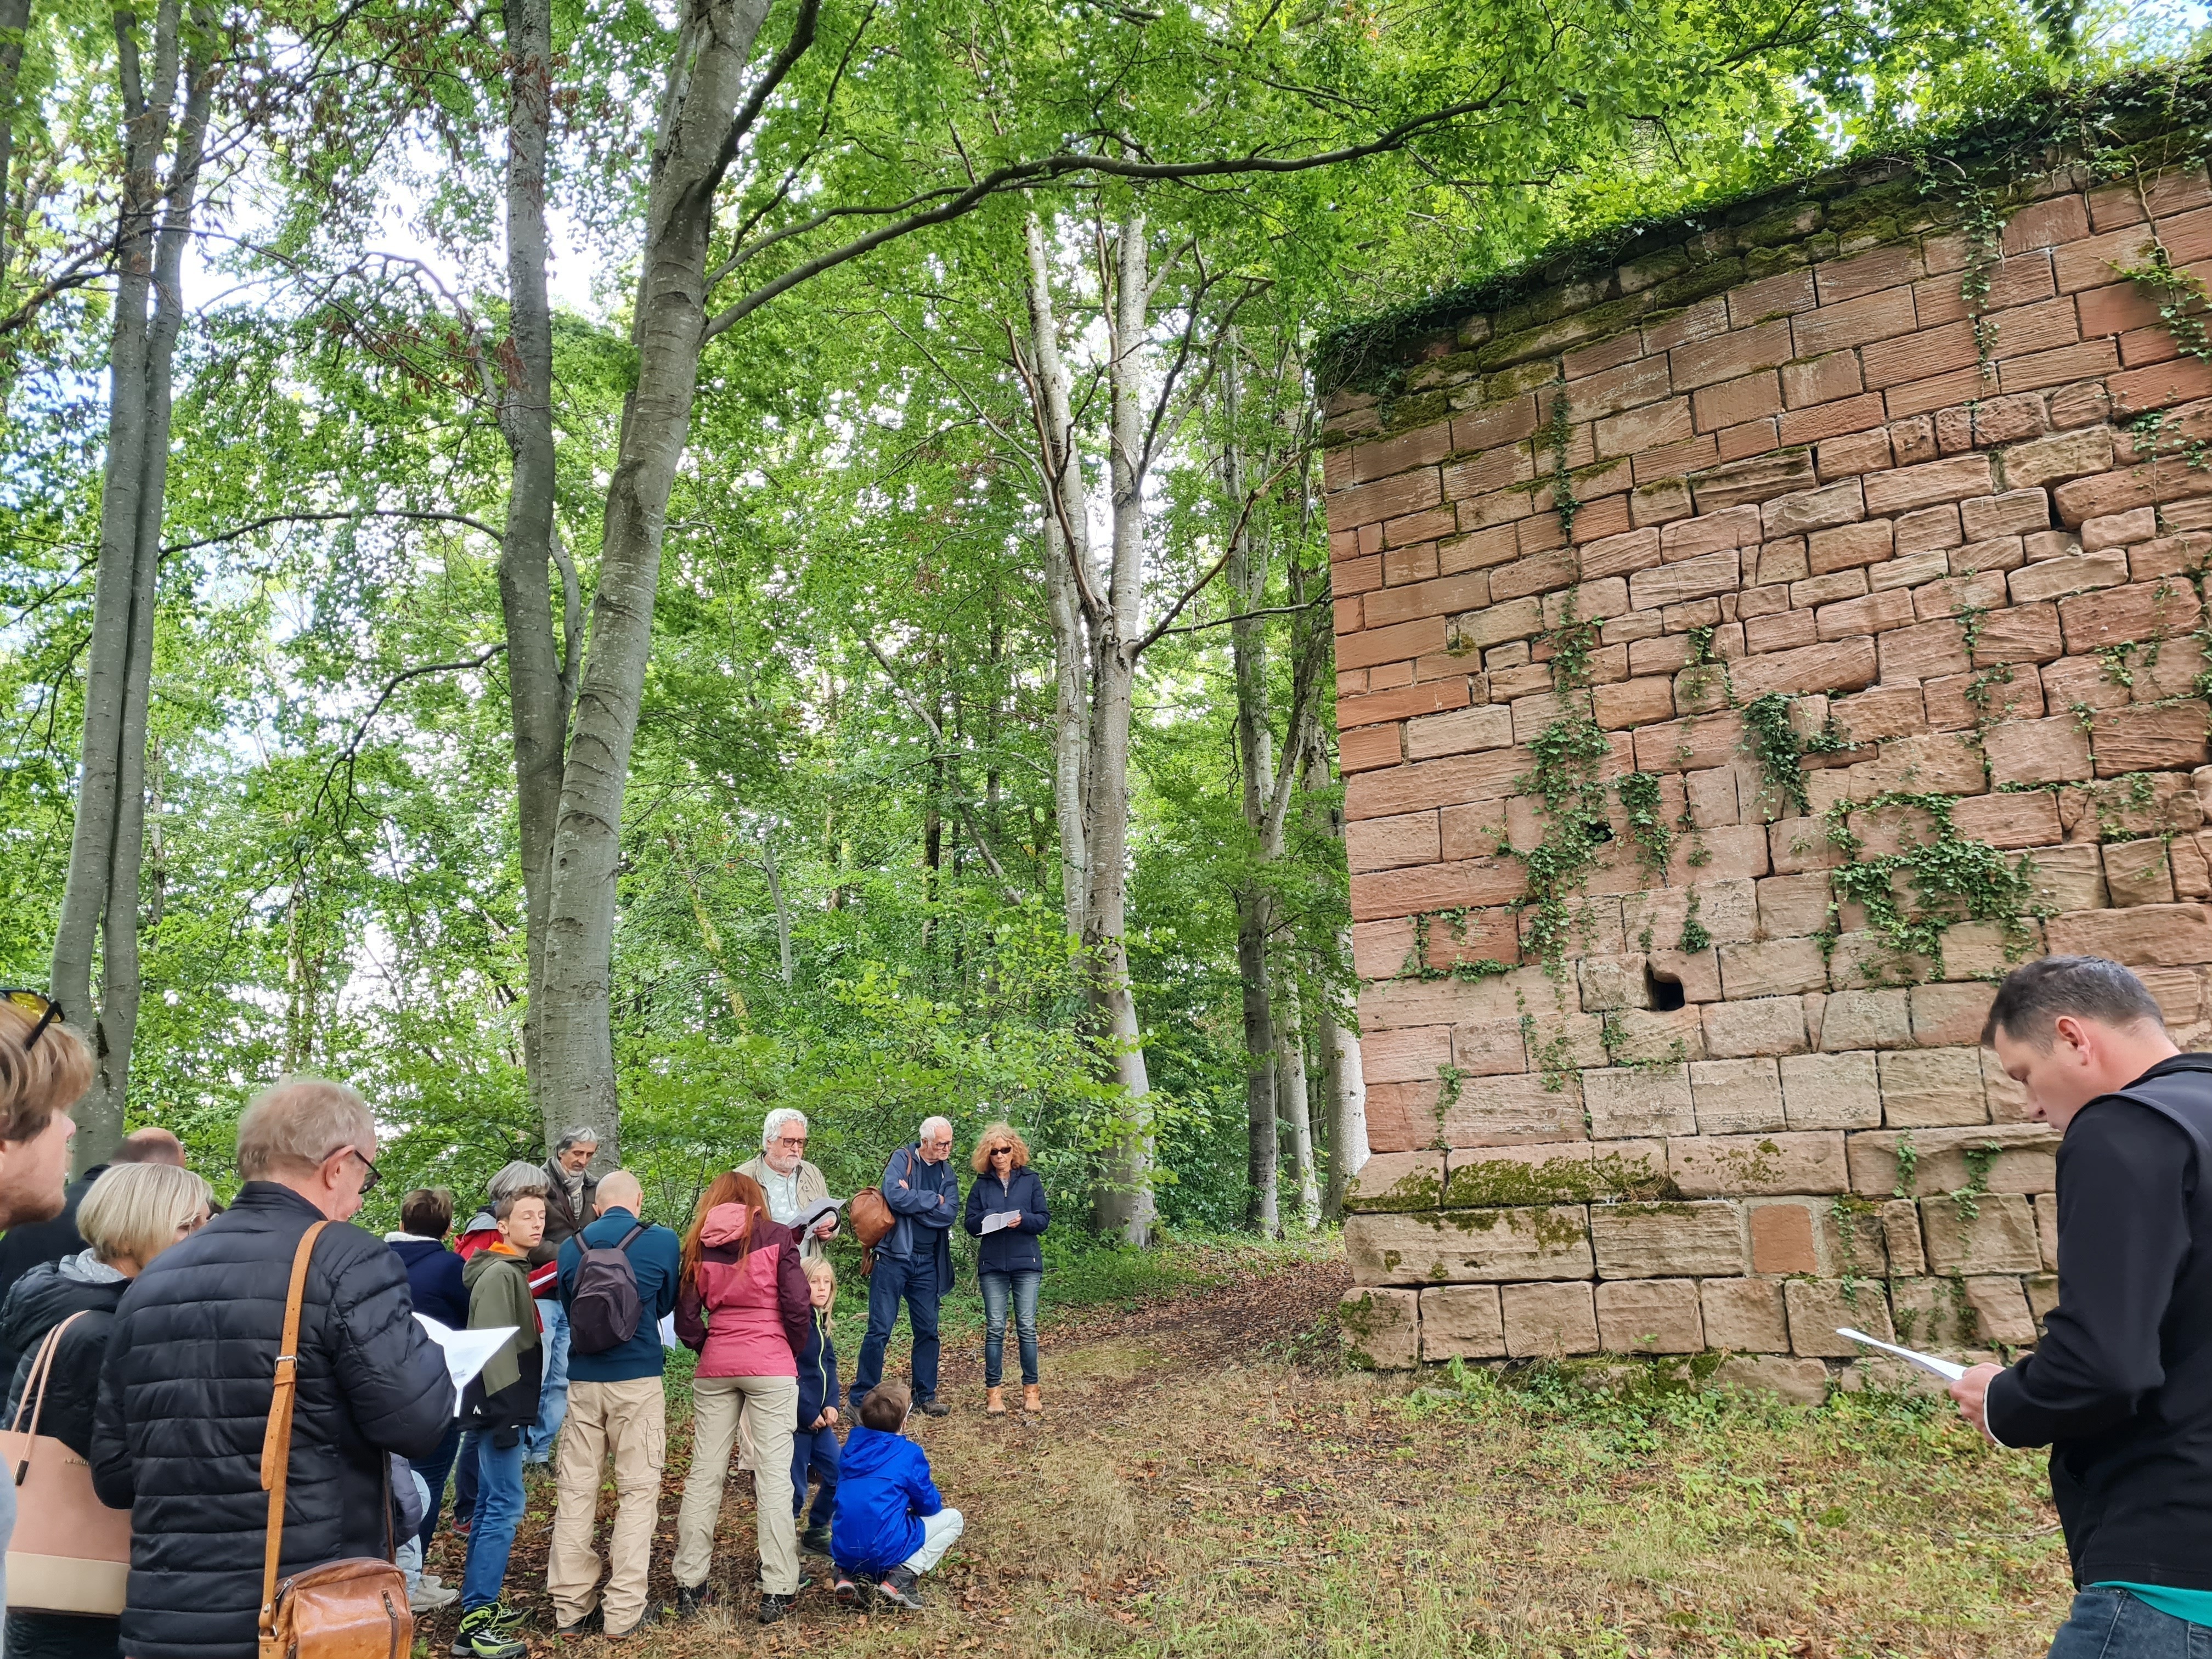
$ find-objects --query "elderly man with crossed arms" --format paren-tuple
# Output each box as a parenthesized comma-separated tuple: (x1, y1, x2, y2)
(735, 1108, 840, 1260)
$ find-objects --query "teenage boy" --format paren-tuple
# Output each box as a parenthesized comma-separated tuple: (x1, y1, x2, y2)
(452, 1186, 546, 1659)
(830, 1380, 963, 1612)
(1956, 955, 2212, 1656)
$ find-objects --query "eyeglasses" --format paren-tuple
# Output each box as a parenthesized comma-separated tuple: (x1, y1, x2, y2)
(774, 1135, 808, 1148)
(325, 1145, 381, 1193)
(1, 990, 61, 1054)
(989, 1146, 1013, 1158)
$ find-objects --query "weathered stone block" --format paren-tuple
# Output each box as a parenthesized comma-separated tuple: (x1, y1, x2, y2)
(1747, 1199, 1820, 1273)
(1889, 1278, 1979, 1350)
(1703, 996, 1810, 1057)
(1690, 1057, 1786, 1134)
(2103, 837, 2177, 907)
(1880, 1198, 1927, 1274)
(2016, 844, 2108, 912)
(1595, 1279, 1706, 1353)
(1700, 1278, 1790, 1350)
(1342, 1150, 1447, 1213)
(2034, 1192, 2060, 1269)
(1622, 879, 1758, 946)
(1442, 1139, 1671, 1206)
(1910, 981, 1997, 1047)
(1877, 1047, 1990, 1127)
(1788, 1278, 1893, 1356)
(1589, 1199, 1746, 1277)
(1710, 1355, 1831, 1403)
(1985, 715, 2094, 786)
(1418, 1284, 1505, 1361)
(1718, 938, 1829, 998)
(1583, 1065, 1696, 1138)
(1847, 1124, 2057, 1198)
(1781, 1049, 1883, 1128)
(1339, 1287, 1420, 1369)
(1962, 1276, 2038, 1346)
(1757, 873, 1836, 939)
(1501, 1281, 1601, 1357)
(2045, 902, 2212, 966)
(1344, 1206, 1595, 1284)
(1920, 1193, 2043, 1274)
(1816, 991, 1913, 1053)
(1670, 1131, 1849, 1197)
(1443, 1072, 1590, 1147)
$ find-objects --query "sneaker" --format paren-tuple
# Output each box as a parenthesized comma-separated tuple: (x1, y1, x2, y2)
(875, 1566, 926, 1610)
(754, 1567, 815, 1594)
(451, 1606, 527, 1659)
(482, 1602, 527, 1633)
(915, 1396, 951, 1418)
(673, 1583, 714, 1620)
(833, 1567, 870, 1611)
(758, 1592, 796, 1626)
(553, 1609, 601, 1639)
(409, 1581, 460, 1615)
(799, 1522, 832, 1558)
(605, 1608, 659, 1641)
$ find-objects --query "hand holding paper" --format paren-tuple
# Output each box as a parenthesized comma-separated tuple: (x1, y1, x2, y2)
(978, 1210, 1023, 1235)
(1835, 1327, 1968, 1381)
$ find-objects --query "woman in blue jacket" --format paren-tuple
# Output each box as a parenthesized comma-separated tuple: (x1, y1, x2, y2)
(961, 1122, 1049, 1415)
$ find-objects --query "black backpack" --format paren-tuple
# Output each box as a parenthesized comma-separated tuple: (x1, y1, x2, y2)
(568, 1223, 647, 1356)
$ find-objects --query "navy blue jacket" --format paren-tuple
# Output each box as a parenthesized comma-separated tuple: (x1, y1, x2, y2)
(962, 1167, 1049, 1275)
(388, 1234, 469, 1328)
(831, 1424, 942, 1573)
(797, 1307, 839, 1426)
(556, 1207, 680, 1383)
(877, 1144, 958, 1294)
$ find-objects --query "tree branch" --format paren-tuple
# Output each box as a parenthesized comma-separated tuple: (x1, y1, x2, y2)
(161, 506, 500, 557)
(312, 644, 508, 822)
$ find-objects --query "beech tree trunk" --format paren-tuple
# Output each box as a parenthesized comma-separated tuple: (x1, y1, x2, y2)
(50, 0, 211, 1172)
(1321, 953, 1368, 1218)
(0, 0, 30, 288)
(1276, 973, 1319, 1229)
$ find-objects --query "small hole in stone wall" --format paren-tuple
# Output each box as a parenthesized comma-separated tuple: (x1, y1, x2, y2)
(1584, 819, 1613, 844)
(1647, 964, 1686, 1013)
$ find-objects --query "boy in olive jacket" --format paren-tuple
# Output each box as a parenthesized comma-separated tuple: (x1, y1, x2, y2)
(453, 1188, 546, 1659)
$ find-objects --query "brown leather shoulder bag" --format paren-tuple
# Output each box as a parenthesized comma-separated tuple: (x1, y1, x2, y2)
(257, 1220, 412, 1659)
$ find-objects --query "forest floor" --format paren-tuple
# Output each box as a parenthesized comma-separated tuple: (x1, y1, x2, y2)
(422, 1235, 2076, 1658)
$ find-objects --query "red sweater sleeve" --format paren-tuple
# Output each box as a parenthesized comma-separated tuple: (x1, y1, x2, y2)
(776, 1230, 811, 1355)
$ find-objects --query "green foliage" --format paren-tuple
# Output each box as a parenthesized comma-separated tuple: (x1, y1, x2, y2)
(1822, 792, 2040, 980)
(1742, 692, 1814, 817)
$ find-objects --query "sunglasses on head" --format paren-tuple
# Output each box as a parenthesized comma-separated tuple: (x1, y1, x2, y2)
(1, 990, 62, 1054)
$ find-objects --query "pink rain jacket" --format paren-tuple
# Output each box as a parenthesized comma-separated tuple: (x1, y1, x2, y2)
(674, 1204, 810, 1377)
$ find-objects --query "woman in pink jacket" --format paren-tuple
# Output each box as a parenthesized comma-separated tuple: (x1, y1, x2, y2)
(672, 1171, 811, 1624)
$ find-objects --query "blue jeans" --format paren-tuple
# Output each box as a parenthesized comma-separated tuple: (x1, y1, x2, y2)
(2050, 1589, 2212, 1657)
(790, 1425, 840, 1528)
(526, 1298, 570, 1462)
(980, 1269, 1041, 1387)
(453, 1429, 479, 1529)
(853, 1253, 941, 1403)
(459, 1433, 527, 1613)
(414, 1420, 465, 1554)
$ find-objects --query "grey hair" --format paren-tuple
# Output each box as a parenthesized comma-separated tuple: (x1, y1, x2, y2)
(761, 1108, 809, 1151)
(555, 1125, 600, 1155)
(919, 1115, 953, 1141)
(488, 1159, 550, 1200)
(236, 1077, 375, 1180)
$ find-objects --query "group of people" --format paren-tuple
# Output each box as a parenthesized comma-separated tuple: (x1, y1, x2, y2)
(0, 1004, 1059, 1655)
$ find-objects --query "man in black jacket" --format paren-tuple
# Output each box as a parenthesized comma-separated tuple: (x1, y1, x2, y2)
(92, 1077, 454, 1659)
(1957, 955, 2212, 1654)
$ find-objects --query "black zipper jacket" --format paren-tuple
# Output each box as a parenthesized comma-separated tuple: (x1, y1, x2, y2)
(1985, 1053, 2212, 1590)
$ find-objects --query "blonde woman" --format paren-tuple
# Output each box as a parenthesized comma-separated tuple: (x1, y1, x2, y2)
(960, 1123, 1049, 1415)
(0, 1159, 210, 1659)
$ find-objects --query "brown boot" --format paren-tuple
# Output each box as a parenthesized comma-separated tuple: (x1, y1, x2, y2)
(1023, 1384, 1042, 1413)
(985, 1386, 1006, 1415)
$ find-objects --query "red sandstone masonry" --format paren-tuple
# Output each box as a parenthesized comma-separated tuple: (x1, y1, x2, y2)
(1324, 150, 2212, 1377)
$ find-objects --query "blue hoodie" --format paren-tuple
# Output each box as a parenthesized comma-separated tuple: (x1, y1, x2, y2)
(831, 1424, 942, 1574)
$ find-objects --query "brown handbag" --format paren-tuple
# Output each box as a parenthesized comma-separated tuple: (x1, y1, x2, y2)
(0, 1309, 132, 1615)
(847, 1185, 895, 1277)
(257, 1221, 412, 1659)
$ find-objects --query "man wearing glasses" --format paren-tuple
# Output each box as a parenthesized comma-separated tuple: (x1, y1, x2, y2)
(92, 1076, 453, 1659)
(736, 1109, 839, 1261)
(850, 1116, 960, 1419)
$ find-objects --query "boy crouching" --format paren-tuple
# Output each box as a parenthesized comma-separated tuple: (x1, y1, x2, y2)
(830, 1379, 962, 1610)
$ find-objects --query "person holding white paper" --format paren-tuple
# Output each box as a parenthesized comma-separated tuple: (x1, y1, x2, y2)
(962, 1124, 1049, 1417)
(1959, 956, 2212, 1656)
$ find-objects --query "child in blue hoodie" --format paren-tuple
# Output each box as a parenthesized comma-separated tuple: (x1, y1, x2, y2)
(793, 1256, 842, 1558)
(830, 1379, 964, 1611)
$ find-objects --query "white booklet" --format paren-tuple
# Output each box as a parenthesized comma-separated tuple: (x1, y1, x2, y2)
(1836, 1327, 1968, 1382)
(978, 1210, 1023, 1235)
(414, 1314, 517, 1414)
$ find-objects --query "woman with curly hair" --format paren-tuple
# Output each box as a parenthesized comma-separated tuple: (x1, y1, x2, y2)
(961, 1122, 1050, 1415)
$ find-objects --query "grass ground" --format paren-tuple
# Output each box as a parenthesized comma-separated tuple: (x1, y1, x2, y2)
(426, 1235, 2075, 1658)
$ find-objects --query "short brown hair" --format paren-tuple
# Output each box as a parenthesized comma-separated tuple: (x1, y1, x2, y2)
(969, 1121, 1031, 1175)
(400, 1187, 454, 1237)
(1983, 955, 2166, 1049)
(492, 1184, 547, 1221)
(859, 1379, 911, 1432)
(0, 1004, 92, 1145)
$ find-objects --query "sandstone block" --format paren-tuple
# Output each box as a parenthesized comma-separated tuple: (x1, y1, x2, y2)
(1622, 879, 1758, 948)
(2092, 702, 2212, 775)
(1404, 703, 1516, 761)
(2007, 550, 2130, 603)
(1646, 947, 1723, 1002)
(1670, 1131, 1848, 1197)
(2016, 844, 2108, 912)
(1589, 1200, 1747, 1278)
(1888, 1278, 1978, 1350)
(1781, 1049, 1884, 1129)
(1442, 1139, 1669, 1206)
(1846, 1124, 2058, 1198)
(1703, 996, 1810, 1058)
(1595, 1279, 1705, 1354)
(1748, 1199, 1820, 1274)
(1973, 601, 2064, 666)
(1787, 1279, 1893, 1356)
(1342, 1151, 1447, 1213)
(1985, 714, 2094, 786)
(1950, 789, 2063, 849)
(1501, 1281, 1601, 1358)
(1963, 488, 2053, 540)
(1700, 1278, 1790, 1351)
(2081, 506, 2156, 550)
(1920, 1193, 2043, 1274)
(1340, 1288, 1420, 1369)
(2000, 426, 2115, 490)
(1716, 937, 1829, 1000)
(1877, 1047, 1991, 1127)
(1985, 1048, 2033, 1124)
(1762, 479, 1865, 538)
(1582, 1065, 1696, 1137)
(2044, 902, 2212, 966)
(1881, 1199, 1928, 1275)
(1730, 637, 1880, 700)
(2035, 1193, 2060, 1271)
(2059, 579, 2203, 652)
(1815, 991, 1913, 1053)
(2104, 837, 2178, 907)
(1443, 1071, 1592, 1147)
(1418, 1284, 1506, 1361)
(1962, 1276, 2038, 1346)
(2027, 1273, 2059, 1329)
(1690, 1057, 1786, 1135)
(1601, 1006, 1709, 1066)
(1710, 1355, 1831, 1403)
(1865, 454, 1995, 516)
(1910, 981, 1997, 1047)
(1343, 1206, 1595, 1284)
(1578, 953, 1652, 1013)
(1756, 873, 1836, 940)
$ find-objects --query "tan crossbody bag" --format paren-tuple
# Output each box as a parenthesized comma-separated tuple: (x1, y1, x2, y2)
(257, 1220, 411, 1659)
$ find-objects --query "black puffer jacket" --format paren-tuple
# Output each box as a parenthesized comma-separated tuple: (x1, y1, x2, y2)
(91, 1183, 453, 1659)
(0, 1254, 126, 1455)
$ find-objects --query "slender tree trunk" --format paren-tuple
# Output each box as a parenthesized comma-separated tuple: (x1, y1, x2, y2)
(761, 827, 793, 984)
(1320, 957, 1367, 1219)
(52, 0, 210, 1172)
(533, 0, 776, 1156)
(1276, 974, 1319, 1229)
(0, 0, 31, 289)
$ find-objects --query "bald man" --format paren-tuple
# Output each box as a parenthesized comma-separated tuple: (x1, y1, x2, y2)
(545, 1170, 680, 1639)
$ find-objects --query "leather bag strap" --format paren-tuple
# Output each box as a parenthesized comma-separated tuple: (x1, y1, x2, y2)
(259, 1220, 330, 1640)
(8, 1308, 92, 1481)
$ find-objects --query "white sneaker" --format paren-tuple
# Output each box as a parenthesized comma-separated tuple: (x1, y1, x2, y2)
(410, 1583, 461, 1614)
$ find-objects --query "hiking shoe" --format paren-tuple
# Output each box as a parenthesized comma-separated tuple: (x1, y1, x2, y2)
(833, 1567, 871, 1611)
(409, 1581, 460, 1615)
(799, 1522, 833, 1558)
(673, 1583, 714, 1620)
(876, 1566, 926, 1610)
(916, 1395, 951, 1418)
(553, 1609, 601, 1639)
(482, 1602, 527, 1633)
(758, 1592, 796, 1626)
(451, 1606, 527, 1659)
(604, 1608, 659, 1641)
